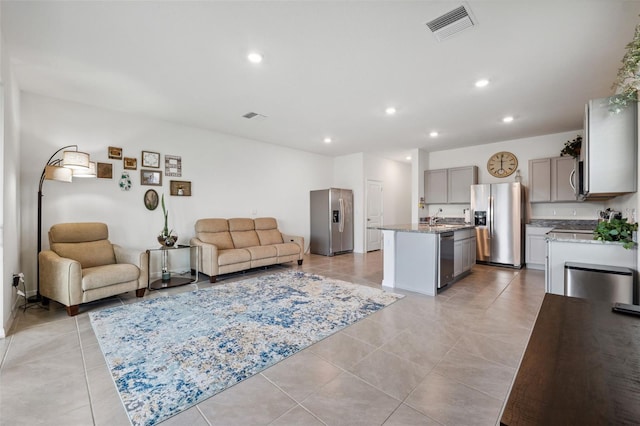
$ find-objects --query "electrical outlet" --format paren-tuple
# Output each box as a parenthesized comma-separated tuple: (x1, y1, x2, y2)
(12, 276, 19, 287)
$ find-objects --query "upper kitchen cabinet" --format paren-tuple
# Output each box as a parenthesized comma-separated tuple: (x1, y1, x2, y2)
(424, 166, 478, 204)
(529, 156, 577, 203)
(577, 96, 637, 200)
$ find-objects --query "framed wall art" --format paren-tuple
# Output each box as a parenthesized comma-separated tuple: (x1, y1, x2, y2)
(108, 146, 123, 159)
(123, 157, 137, 170)
(170, 180, 191, 196)
(144, 189, 159, 210)
(141, 169, 162, 186)
(141, 151, 160, 168)
(165, 155, 182, 177)
(97, 162, 113, 179)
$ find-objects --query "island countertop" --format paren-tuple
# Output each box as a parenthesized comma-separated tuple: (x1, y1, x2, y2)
(369, 223, 475, 234)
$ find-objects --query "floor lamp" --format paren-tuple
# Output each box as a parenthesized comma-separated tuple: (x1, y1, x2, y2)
(34, 145, 95, 302)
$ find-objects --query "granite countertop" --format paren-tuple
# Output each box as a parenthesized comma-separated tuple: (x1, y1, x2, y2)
(545, 230, 636, 247)
(528, 219, 598, 230)
(369, 223, 475, 234)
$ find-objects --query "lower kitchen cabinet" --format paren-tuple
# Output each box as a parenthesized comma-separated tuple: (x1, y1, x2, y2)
(525, 225, 553, 270)
(454, 229, 475, 277)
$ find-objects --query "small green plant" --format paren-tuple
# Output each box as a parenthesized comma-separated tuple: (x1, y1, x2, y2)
(594, 218, 638, 249)
(560, 135, 582, 158)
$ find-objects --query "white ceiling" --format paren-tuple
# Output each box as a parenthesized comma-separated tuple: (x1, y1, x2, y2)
(3, 1, 640, 162)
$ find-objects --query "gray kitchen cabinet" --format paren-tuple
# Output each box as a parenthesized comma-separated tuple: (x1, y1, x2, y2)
(454, 229, 475, 277)
(424, 169, 448, 204)
(425, 166, 477, 204)
(525, 225, 553, 270)
(529, 156, 577, 203)
(448, 166, 479, 203)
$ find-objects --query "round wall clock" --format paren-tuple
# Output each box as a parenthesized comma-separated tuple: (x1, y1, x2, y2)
(487, 151, 518, 178)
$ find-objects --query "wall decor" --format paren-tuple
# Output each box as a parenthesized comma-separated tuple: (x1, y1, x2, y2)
(170, 180, 191, 196)
(141, 169, 162, 186)
(142, 151, 160, 168)
(119, 171, 132, 191)
(123, 157, 137, 170)
(165, 155, 182, 177)
(144, 189, 159, 210)
(108, 146, 123, 159)
(97, 162, 113, 179)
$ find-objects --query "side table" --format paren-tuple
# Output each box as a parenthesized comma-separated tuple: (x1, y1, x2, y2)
(146, 244, 199, 290)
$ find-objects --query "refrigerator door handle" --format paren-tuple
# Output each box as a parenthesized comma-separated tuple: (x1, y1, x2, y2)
(569, 168, 576, 191)
(339, 198, 345, 233)
(488, 196, 493, 239)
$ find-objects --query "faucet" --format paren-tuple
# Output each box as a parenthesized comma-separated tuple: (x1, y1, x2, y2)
(429, 208, 443, 226)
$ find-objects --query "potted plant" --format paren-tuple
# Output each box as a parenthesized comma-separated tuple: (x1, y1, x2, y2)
(560, 135, 582, 158)
(158, 194, 178, 247)
(594, 218, 638, 249)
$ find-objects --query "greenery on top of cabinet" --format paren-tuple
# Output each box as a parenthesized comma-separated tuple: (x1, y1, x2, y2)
(594, 219, 638, 249)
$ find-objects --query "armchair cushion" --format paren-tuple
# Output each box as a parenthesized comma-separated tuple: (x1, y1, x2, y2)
(50, 240, 116, 269)
(82, 264, 140, 291)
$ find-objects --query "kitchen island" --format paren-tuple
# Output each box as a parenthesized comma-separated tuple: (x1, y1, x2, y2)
(370, 223, 475, 296)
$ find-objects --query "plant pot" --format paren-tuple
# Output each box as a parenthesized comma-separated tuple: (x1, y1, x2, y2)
(157, 234, 178, 247)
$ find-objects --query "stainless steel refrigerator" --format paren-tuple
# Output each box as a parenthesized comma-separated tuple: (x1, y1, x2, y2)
(310, 188, 354, 256)
(471, 182, 523, 268)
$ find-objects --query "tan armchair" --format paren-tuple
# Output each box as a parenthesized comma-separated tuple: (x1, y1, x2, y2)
(39, 222, 148, 316)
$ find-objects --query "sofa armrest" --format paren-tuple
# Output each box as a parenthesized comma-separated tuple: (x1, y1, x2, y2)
(113, 245, 149, 289)
(190, 237, 220, 277)
(39, 250, 83, 306)
(282, 234, 304, 259)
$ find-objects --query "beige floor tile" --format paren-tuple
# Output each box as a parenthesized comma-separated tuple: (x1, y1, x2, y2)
(301, 372, 401, 425)
(381, 329, 451, 370)
(270, 405, 325, 426)
(432, 346, 516, 401)
(262, 350, 343, 402)
(198, 374, 296, 425)
(309, 331, 376, 370)
(341, 316, 406, 348)
(453, 331, 526, 369)
(350, 348, 431, 400)
(405, 372, 503, 426)
(383, 403, 442, 425)
(161, 406, 210, 426)
(86, 363, 129, 426)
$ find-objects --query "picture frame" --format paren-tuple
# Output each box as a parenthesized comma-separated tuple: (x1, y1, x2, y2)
(141, 150, 161, 168)
(165, 155, 182, 177)
(144, 189, 159, 210)
(97, 162, 113, 179)
(123, 157, 137, 170)
(170, 180, 191, 196)
(141, 169, 162, 186)
(108, 146, 123, 159)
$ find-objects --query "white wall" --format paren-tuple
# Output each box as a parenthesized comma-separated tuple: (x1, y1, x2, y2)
(334, 153, 364, 252)
(1, 20, 21, 337)
(364, 153, 411, 227)
(19, 93, 335, 297)
(421, 130, 634, 221)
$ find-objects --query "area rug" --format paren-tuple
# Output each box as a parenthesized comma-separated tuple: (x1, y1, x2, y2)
(89, 270, 403, 426)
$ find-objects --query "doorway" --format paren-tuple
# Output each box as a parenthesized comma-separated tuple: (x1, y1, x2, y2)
(366, 179, 383, 252)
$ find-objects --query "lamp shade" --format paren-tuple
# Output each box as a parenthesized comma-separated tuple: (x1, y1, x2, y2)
(72, 161, 96, 178)
(62, 150, 90, 170)
(44, 165, 73, 182)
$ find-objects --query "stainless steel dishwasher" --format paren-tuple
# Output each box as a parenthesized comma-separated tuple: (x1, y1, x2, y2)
(564, 262, 635, 304)
(439, 232, 454, 288)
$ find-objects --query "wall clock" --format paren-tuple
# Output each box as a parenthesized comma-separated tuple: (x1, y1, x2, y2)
(487, 151, 518, 178)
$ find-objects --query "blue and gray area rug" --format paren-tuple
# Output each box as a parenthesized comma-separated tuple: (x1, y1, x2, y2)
(89, 270, 403, 426)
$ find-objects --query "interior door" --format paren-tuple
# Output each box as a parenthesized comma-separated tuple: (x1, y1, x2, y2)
(366, 180, 383, 252)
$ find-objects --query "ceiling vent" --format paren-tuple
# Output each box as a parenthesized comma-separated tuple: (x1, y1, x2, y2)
(242, 112, 268, 121)
(426, 5, 475, 42)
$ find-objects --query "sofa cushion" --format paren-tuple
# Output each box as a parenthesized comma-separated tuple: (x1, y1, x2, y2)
(195, 219, 235, 249)
(218, 248, 251, 266)
(51, 240, 116, 269)
(274, 242, 302, 257)
(246, 245, 277, 260)
(254, 217, 278, 230)
(256, 229, 284, 246)
(229, 218, 260, 249)
(82, 263, 139, 291)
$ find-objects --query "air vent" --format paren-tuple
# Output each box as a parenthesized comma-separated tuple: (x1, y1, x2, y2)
(426, 5, 475, 42)
(242, 112, 268, 121)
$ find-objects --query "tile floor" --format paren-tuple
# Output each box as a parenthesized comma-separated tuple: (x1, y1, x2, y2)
(0, 252, 545, 426)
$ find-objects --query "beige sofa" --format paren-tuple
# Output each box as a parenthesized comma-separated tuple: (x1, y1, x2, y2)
(190, 217, 304, 282)
(39, 222, 148, 316)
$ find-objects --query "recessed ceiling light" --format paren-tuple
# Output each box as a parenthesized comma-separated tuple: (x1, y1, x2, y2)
(247, 52, 263, 64)
(475, 79, 489, 88)
(385, 107, 397, 115)
(406, 156, 412, 161)
(429, 131, 439, 137)
(502, 115, 514, 123)
(323, 137, 332, 144)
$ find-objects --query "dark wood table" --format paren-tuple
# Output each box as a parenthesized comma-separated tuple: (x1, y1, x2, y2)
(501, 293, 640, 425)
